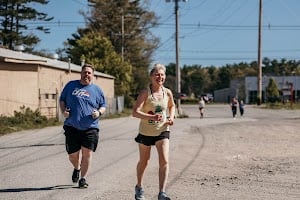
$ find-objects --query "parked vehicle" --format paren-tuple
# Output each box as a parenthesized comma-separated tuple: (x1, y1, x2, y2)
(180, 93, 187, 99)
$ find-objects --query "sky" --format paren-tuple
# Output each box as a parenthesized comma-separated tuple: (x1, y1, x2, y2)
(32, 0, 300, 67)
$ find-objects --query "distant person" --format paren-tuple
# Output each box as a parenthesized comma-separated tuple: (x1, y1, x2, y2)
(230, 97, 238, 119)
(198, 97, 205, 118)
(59, 64, 106, 188)
(239, 100, 245, 117)
(132, 63, 175, 200)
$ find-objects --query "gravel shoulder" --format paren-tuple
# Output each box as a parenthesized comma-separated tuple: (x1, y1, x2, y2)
(0, 104, 299, 200)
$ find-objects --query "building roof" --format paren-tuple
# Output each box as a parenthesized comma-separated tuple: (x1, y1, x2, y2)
(0, 47, 114, 79)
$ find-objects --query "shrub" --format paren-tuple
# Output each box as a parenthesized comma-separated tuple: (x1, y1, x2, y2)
(0, 106, 59, 135)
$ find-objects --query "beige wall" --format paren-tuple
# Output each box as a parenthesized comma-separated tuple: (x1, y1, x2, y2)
(93, 75, 115, 114)
(0, 62, 114, 118)
(0, 63, 39, 116)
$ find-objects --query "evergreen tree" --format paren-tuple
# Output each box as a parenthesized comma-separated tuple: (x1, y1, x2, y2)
(0, 0, 53, 50)
(215, 65, 231, 90)
(67, 0, 159, 96)
(68, 31, 132, 96)
(266, 78, 280, 103)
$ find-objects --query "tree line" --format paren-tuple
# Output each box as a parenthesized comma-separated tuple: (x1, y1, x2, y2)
(1, 0, 299, 107)
(165, 58, 300, 99)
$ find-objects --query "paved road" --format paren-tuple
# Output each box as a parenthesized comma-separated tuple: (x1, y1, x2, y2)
(0, 104, 299, 200)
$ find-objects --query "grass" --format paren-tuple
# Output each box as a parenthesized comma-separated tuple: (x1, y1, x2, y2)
(0, 106, 60, 136)
(102, 108, 132, 119)
(0, 107, 132, 136)
(263, 102, 300, 109)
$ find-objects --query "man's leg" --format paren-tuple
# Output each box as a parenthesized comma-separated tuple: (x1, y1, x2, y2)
(69, 151, 80, 170)
(80, 146, 93, 179)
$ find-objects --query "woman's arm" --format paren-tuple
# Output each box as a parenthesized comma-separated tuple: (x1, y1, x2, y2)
(166, 89, 176, 125)
(132, 89, 161, 121)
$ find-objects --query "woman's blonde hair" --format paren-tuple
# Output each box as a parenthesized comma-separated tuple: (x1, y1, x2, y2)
(150, 63, 166, 75)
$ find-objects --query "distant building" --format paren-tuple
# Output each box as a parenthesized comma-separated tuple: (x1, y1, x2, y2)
(214, 76, 300, 104)
(213, 88, 235, 103)
(245, 76, 299, 104)
(0, 47, 115, 120)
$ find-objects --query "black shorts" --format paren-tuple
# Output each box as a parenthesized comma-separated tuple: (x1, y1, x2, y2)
(135, 131, 170, 146)
(63, 125, 99, 154)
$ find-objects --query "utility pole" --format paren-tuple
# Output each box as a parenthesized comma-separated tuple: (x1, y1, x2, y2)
(121, 13, 124, 62)
(257, 0, 262, 105)
(166, 0, 187, 115)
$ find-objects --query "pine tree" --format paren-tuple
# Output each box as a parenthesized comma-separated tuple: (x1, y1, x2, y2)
(67, 0, 159, 94)
(266, 78, 280, 103)
(0, 0, 53, 50)
(68, 31, 133, 96)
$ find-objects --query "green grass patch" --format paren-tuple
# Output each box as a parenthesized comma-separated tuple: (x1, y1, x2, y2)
(0, 106, 60, 136)
(102, 108, 132, 119)
(0, 107, 133, 136)
(262, 102, 300, 110)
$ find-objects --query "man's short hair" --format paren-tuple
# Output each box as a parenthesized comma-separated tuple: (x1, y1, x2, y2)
(82, 64, 95, 72)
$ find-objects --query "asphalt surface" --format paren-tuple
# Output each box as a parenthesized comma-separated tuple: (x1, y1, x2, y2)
(0, 104, 299, 200)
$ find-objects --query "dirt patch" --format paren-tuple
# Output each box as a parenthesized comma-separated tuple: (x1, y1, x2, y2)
(167, 107, 300, 200)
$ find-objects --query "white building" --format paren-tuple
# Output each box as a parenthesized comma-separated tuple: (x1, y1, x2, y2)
(245, 76, 300, 104)
(214, 76, 300, 104)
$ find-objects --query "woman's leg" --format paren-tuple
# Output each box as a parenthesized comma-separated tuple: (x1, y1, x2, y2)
(136, 144, 151, 187)
(155, 139, 169, 192)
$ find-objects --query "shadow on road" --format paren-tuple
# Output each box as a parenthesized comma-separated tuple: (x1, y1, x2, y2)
(0, 143, 64, 150)
(0, 185, 76, 193)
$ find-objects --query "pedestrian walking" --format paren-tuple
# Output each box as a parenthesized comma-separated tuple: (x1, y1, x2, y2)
(59, 64, 106, 188)
(132, 63, 176, 200)
(198, 97, 205, 118)
(231, 97, 238, 119)
(239, 100, 245, 117)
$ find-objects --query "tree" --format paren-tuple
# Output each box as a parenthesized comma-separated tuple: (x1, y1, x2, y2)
(266, 78, 280, 103)
(215, 65, 231, 90)
(70, 0, 159, 95)
(164, 63, 176, 92)
(68, 31, 132, 96)
(0, 0, 53, 50)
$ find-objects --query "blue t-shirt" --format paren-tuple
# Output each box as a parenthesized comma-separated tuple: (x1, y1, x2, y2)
(59, 80, 106, 130)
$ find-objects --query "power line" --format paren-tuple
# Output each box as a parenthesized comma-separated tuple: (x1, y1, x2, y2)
(158, 55, 300, 62)
(158, 49, 300, 54)
(23, 19, 300, 30)
(155, 23, 300, 30)
(25, 21, 85, 25)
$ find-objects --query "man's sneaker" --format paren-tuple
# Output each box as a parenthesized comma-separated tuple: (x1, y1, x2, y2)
(78, 178, 88, 189)
(72, 168, 80, 183)
(135, 185, 145, 200)
(158, 191, 171, 200)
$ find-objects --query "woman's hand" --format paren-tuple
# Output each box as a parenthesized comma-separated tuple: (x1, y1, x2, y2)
(153, 113, 163, 122)
(165, 117, 174, 125)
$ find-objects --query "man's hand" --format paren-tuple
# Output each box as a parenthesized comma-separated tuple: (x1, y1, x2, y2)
(92, 110, 100, 119)
(63, 108, 70, 118)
